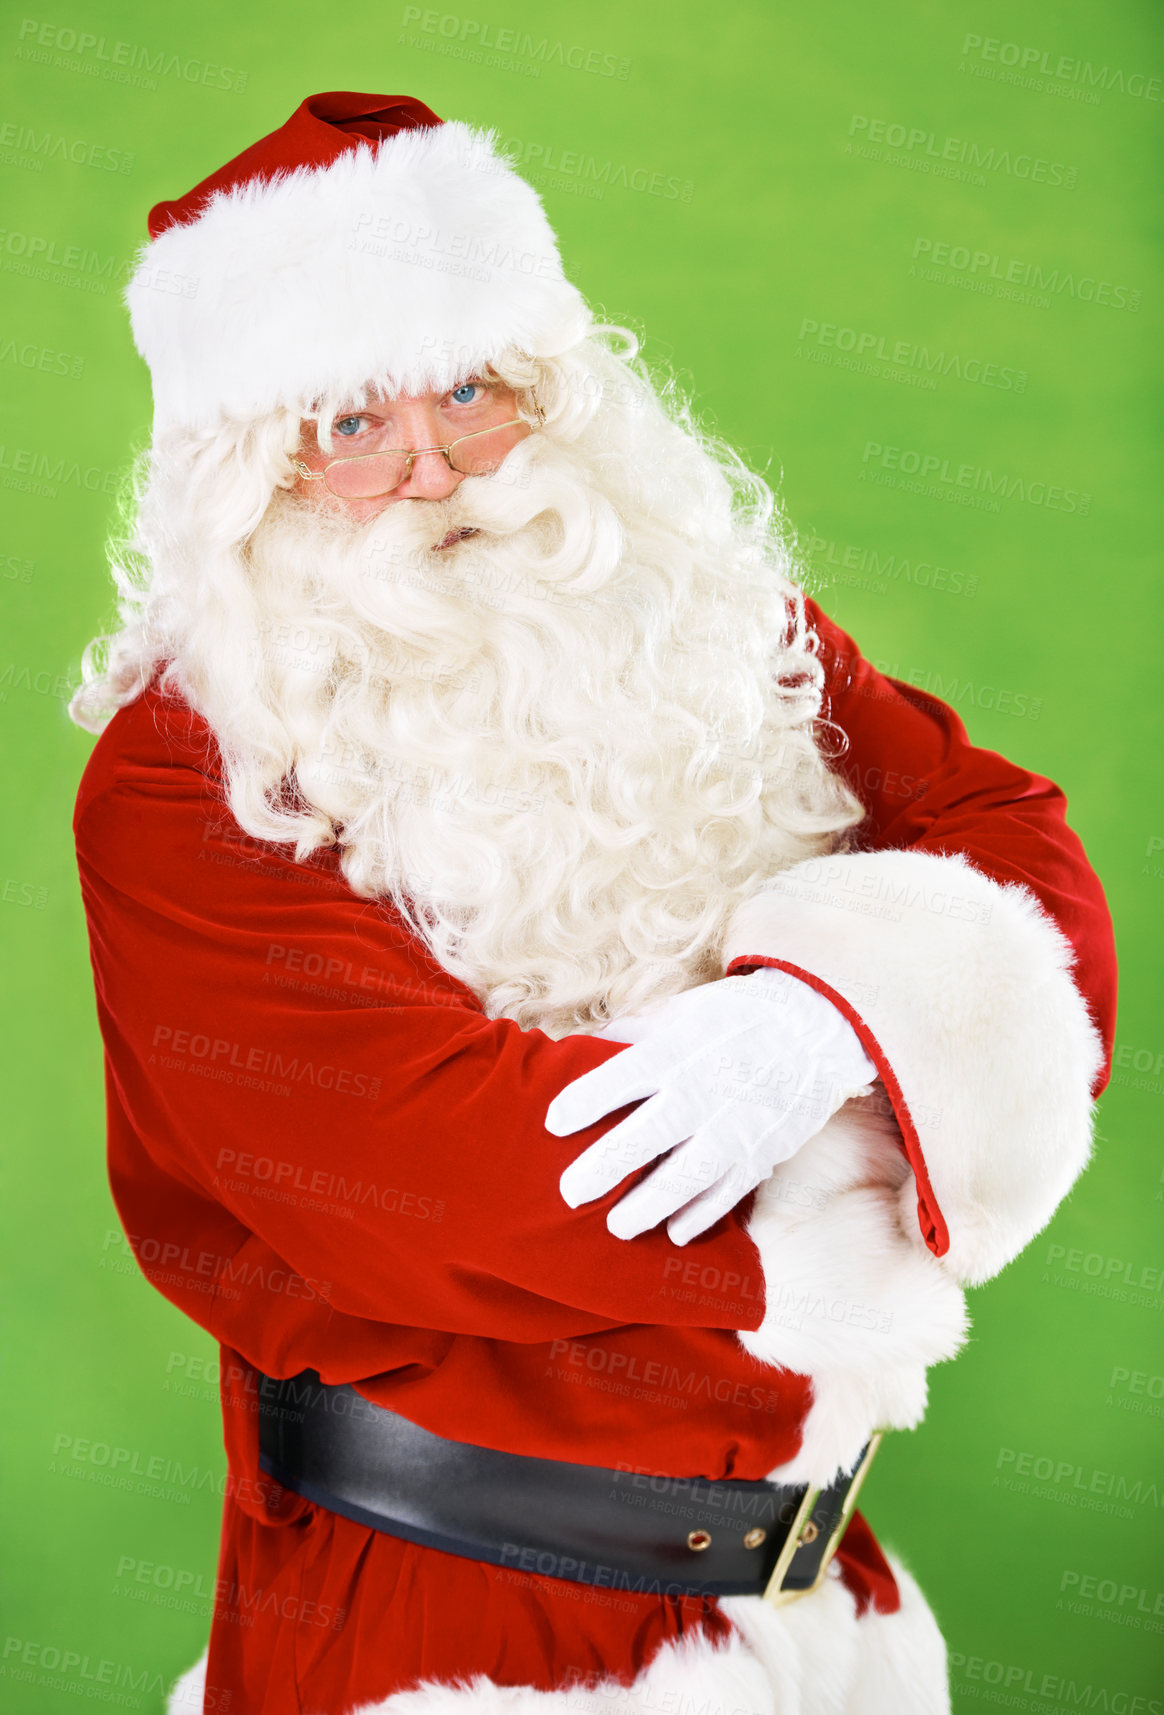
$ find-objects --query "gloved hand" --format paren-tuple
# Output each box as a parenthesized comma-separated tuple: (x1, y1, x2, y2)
(548, 967, 878, 1244)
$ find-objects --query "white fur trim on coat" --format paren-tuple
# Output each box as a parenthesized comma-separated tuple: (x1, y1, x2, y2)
(165, 1649, 207, 1713)
(342, 1549, 944, 1715)
(735, 1101, 969, 1486)
(128, 121, 591, 432)
(723, 848, 1104, 1288)
(164, 1551, 949, 1715)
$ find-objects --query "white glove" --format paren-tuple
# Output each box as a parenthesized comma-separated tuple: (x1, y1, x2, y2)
(548, 968, 877, 1245)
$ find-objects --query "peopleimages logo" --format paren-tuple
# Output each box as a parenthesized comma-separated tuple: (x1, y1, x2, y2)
(947, 1652, 1161, 1713)
(14, 18, 248, 92)
(1059, 1567, 1164, 1621)
(150, 1023, 383, 1101)
(398, 9, 631, 79)
(0, 122, 134, 172)
(803, 526, 979, 600)
(797, 317, 1027, 392)
(911, 237, 1142, 312)
(0, 1637, 170, 1699)
(502, 137, 693, 202)
(860, 441, 1091, 515)
(959, 33, 1162, 104)
(0, 228, 119, 295)
(846, 114, 1077, 188)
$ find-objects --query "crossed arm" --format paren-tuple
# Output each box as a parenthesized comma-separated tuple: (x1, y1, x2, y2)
(75, 599, 1116, 1391)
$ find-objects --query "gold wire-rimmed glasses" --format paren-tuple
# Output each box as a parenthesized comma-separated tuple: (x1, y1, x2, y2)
(291, 403, 542, 500)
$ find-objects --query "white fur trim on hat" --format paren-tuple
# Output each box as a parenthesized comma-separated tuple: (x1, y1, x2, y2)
(127, 121, 591, 432)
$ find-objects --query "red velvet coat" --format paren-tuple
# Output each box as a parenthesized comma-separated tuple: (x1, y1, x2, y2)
(73, 600, 1117, 1714)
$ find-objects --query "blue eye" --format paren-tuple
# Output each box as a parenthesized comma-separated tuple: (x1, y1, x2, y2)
(450, 383, 482, 405)
(334, 416, 366, 437)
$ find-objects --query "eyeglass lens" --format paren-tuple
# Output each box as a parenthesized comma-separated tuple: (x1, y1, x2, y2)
(323, 421, 530, 499)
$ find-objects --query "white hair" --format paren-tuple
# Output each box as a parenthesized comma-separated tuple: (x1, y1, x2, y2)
(72, 325, 865, 1037)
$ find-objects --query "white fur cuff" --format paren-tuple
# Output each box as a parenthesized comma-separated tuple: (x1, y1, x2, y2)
(724, 849, 1104, 1286)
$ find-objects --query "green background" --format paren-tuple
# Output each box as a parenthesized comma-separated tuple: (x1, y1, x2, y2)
(2, 0, 1160, 1708)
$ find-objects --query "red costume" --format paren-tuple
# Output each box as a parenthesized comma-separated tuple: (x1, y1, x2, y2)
(74, 600, 1116, 1712)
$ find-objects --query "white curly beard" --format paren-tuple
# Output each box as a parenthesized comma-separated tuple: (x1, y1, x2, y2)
(232, 422, 861, 1038)
(77, 344, 864, 1038)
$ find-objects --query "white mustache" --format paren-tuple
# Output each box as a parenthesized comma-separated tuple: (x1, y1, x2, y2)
(257, 440, 613, 631)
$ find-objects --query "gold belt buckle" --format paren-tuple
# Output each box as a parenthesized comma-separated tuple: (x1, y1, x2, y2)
(762, 1431, 884, 1609)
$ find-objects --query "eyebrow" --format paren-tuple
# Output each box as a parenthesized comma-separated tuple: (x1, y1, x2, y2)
(333, 378, 488, 420)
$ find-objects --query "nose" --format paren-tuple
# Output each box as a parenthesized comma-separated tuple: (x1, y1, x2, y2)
(389, 404, 465, 502)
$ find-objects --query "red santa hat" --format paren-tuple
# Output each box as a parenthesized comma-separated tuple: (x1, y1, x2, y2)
(126, 90, 592, 432)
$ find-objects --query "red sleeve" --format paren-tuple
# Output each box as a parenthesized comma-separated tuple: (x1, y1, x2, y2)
(722, 600, 1116, 1280)
(807, 597, 1117, 1090)
(75, 688, 765, 1345)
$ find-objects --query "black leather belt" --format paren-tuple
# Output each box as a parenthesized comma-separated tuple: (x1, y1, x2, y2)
(256, 1369, 882, 1604)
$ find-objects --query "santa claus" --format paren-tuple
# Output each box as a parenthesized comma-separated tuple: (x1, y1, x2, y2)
(70, 93, 1116, 1714)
